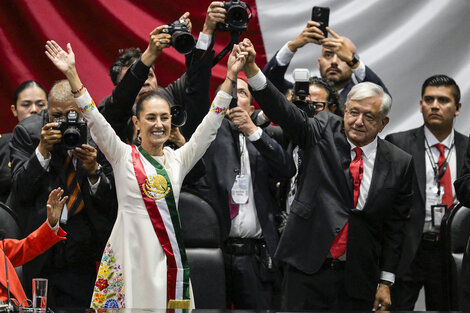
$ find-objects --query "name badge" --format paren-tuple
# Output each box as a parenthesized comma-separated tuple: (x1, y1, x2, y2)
(231, 174, 249, 205)
(431, 204, 446, 227)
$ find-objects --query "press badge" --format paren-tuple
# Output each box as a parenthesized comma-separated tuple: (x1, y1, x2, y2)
(431, 204, 446, 227)
(231, 174, 249, 204)
(426, 185, 443, 227)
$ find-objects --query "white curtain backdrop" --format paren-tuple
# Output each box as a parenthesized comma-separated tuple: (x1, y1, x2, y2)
(256, 0, 470, 137)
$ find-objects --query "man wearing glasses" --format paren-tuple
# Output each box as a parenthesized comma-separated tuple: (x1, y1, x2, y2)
(240, 38, 413, 311)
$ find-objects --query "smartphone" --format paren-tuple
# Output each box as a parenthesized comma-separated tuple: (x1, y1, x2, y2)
(312, 6, 330, 38)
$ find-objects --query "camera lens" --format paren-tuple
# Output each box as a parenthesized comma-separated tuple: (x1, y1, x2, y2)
(227, 6, 248, 28)
(62, 127, 81, 149)
(172, 31, 196, 55)
(170, 105, 187, 127)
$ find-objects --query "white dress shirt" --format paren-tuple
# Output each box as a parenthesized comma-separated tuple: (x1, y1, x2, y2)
(423, 127, 456, 232)
(229, 130, 263, 238)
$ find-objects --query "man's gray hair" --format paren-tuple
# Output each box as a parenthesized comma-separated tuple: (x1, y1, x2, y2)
(345, 82, 392, 117)
(48, 80, 74, 104)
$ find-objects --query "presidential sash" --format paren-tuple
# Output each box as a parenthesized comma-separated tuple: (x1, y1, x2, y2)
(131, 145, 190, 309)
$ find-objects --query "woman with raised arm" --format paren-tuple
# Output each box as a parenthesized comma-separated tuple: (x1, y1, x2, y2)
(45, 40, 246, 309)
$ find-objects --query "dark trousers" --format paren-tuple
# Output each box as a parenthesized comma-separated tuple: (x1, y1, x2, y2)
(282, 262, 373, 311)
(223, 238, 280, 310)
(392, 238, 444, 310)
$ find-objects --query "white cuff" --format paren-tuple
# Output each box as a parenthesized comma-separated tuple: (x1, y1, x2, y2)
(255, 110, 269, 125)
(247, 127, 262, 141)
(380, 271, 395, 284)
(47, 219, 60, 234)
(276, 42, 296, 66)
(35, 147, 51, 171)
(196, 32, 211, 50)
(352, 61, 366, 82)
(247, 70, 267, 91)
(74, 90, 94, 110)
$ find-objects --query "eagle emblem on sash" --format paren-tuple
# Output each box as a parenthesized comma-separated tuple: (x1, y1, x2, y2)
(143, 174, 171, 200)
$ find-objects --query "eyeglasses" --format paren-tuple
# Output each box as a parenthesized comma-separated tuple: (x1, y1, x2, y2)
(307, 101, 328, 112)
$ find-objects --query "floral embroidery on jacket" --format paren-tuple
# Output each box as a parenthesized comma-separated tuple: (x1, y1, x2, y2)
(91, 242, 125, 308)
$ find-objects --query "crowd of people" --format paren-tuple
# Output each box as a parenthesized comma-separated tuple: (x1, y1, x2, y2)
(1, 1, 470, 311)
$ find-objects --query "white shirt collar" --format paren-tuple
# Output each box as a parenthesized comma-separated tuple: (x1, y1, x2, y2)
(424, 126, 454, 149)
(347, 136, 378, 160)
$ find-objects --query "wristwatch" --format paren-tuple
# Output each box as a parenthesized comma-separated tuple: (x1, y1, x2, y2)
(347, 52, 360, 68)
(88, 164, 103, 180)
(379, 279, 393, 287)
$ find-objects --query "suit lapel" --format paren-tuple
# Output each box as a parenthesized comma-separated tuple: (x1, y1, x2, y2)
(413, 127, 426, 203)
(335, 129, 354, 204)
(455, 131, 467, 176)
(364, 138, 391, 209)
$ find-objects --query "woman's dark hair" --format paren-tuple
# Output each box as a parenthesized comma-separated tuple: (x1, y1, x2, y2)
(135, 91, 171, 118)
(13, 80, 47, 108)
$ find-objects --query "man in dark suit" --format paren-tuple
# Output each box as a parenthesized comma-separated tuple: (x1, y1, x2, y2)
(240, 38, 413, 311)
(263, 22, 389, 108)
(386, 74, 467, 310)
(196, 76, 295, 309)
(9, 80, 116, 308)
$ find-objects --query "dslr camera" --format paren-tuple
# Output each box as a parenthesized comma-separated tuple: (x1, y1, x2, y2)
(161, 20, 196, 55)
(292, 68, 316, 117)
(55, 110, 87, 149)
(170, 105, 187, 128)
(216, 0, 252, 32)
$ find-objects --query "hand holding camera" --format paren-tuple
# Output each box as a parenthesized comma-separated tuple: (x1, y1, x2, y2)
(161, 12, 195, 55)
(38, 122, 62, 159)
(216, 0, 251, 32)
(71, 144, 98, 176)
(203, 2, 226, 35)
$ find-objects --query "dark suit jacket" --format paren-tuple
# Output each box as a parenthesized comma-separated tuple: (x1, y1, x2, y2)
(251, 80, 414, 301)
(8, 110, 116, 303)
(385, 126, 468, 275)
(263, 50, 391, 104)
(0, 133, 12, 203)
(455, 136, 470, 207)
(196, 118, 295, 257)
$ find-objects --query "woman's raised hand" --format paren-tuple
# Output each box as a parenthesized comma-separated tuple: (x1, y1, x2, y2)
(45, 40, 76, 75)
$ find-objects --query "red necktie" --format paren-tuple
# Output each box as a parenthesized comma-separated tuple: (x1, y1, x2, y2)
(330, 147, 363, 259)
(434, 143, 453, 208)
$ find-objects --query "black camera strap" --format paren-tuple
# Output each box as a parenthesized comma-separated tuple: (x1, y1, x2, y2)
(212, 30, 242, 67)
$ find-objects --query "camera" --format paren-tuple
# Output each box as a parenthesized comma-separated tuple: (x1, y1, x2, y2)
(55, 110, 87, 149)
(170, 105, 187, 128)
(216, 0, 252, 32)
(161, 20, 196, 55)
(292, 68, 316, 117)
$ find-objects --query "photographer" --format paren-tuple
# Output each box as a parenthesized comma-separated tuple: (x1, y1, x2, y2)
(263, 19, 389, 108)
(8, 80, 117, 308)
(101, 5, 222, 145)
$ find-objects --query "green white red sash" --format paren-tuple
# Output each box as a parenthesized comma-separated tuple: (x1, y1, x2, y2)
(131, 145, 190, 309)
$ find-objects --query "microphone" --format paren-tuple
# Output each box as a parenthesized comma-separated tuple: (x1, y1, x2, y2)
(0, 230, 13, 312)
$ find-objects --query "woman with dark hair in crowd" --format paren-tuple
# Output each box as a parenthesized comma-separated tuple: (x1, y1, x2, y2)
(11, 80, 48, 122)
(45, 39, 246, 309)
(1, 81, 48, 203)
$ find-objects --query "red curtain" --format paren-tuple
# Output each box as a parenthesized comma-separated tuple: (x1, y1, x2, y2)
(0, 0, 266, 133)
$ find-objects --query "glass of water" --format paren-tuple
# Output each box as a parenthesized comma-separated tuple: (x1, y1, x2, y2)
(32, 278, 48, 312)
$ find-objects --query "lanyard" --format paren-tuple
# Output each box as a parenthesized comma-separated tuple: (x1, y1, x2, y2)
(424, 137, 454, 195)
